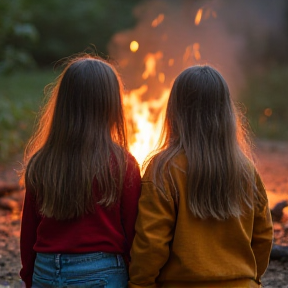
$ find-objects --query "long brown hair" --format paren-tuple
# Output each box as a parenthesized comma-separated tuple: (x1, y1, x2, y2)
(147, 65, 259, 220)
(23, 54, 128, 220)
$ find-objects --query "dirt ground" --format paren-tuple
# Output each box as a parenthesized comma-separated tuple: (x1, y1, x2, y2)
(0, 140, 287, 288)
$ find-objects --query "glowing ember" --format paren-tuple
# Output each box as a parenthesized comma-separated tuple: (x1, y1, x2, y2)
(151, 14, 165, 28)
(264, 108, 273, 117)
(195, 8, 203, 26)
(130, 41, 139, 52)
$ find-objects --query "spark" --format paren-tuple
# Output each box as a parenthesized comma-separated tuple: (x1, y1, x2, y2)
(151, 14, 165, 27)
(195, 8, 203, 26)
(130, 41, 139, 52)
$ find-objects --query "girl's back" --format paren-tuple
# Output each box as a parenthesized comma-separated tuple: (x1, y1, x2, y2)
(131, 151, 271, 287)
(20, 55, 141, 288)
(128, 65, 273, 288)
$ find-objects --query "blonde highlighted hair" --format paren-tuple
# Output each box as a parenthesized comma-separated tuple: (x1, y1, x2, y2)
(146, 65, 261, 220)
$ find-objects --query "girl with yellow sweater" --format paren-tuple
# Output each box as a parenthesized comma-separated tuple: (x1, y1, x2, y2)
(128, 65, 273, 288)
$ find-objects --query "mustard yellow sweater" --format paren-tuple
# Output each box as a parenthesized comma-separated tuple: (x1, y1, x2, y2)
(128, 152, 273, 288)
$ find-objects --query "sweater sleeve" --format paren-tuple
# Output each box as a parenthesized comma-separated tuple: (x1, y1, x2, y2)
(128, 176, 176, 287)
(120, 154, 142, 258)
(251, 171, 273, 283)
(20, 186, 42, 288)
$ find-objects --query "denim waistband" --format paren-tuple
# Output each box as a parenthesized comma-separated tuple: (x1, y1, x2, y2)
(33, 252, 128, 287)
(36, 252, 122, 265)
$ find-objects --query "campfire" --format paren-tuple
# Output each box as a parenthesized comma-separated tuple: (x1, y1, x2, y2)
(110, 4, 288, 255)
(0, 2, 288, 287)
(118, 7, 215, 166)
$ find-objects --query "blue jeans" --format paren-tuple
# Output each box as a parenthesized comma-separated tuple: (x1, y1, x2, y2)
(32, 252, 128, 288)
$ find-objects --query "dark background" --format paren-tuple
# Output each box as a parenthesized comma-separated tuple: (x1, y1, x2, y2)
(1, 0, 288, 161)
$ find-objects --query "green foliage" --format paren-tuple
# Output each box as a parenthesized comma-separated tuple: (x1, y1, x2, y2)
(22, 0, 141, 66)
(240, 65, 288, 140)
(1, 0, 141, 70)
(0, 96, 33, 161)
(0, 0, 38, 74)
(0, 70, 55, 162)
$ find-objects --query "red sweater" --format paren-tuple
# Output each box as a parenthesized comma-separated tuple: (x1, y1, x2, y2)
(20, 153, 141, 288)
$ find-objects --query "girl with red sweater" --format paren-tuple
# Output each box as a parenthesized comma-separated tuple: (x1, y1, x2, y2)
(20, 54, 141, 288)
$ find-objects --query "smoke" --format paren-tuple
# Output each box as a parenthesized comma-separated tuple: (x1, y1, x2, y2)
(108, 0, 287, 100)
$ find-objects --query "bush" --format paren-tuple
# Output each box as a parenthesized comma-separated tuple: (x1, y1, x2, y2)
(240, 65, 288, 140)
(1, 0, 141, 71)
(0, 70, 54, 162)
(0, 0, 38, 74)
(0, 97, 34, 160)
(22, 0, 141, 66)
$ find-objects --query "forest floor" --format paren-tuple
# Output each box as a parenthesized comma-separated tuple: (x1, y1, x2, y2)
(0, 140, 287, 288)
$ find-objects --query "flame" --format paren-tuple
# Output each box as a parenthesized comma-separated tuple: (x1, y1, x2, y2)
(124, 86, 170, 166)
(123, 6, 209, 166)
(158, 73, 165, 83)
(151, 14, 165, 27)
(183, 45, 193, 63)
(125, 42, 202, 166)
(168, 58, 174, 66)
(123, 49, 169, 166)
(195, 8, 203, 26)
(130, 41, 139, 52)
(142, 51, 163, 80)
(195, 7, 217, 25)
(193, 43, 201, 60)
(183, 43, 201, 64)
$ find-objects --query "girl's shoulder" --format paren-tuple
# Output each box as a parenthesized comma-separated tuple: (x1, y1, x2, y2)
(169, 150, 188, 172)
(143, 149, 188, 181)
(124, 150, 141, 175)
(254, 169, 268, 199)
(125, 151, 139, 167)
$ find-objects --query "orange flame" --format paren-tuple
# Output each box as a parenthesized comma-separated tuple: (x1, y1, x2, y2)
(183, 43, 201, 64)
(142, 52, 163, 80)
(193, 43, 201, 60)
(122, 5, 217, 165)
(168, 58, 174, 66)
(124, 86, 170, 166)
(151, 14, 165, 27)
(195, 8, 203, 25)
(158, 73, 165, 83)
